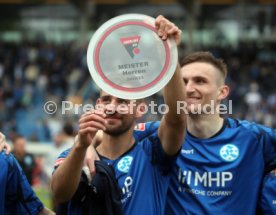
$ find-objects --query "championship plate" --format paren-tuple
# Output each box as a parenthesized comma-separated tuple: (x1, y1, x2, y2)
(87, 14, 178, 99)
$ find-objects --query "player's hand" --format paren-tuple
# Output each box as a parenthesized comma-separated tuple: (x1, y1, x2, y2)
(0, 132, 11, 154)
(155, 15, 182, 45)
(77, 110, 106, 149)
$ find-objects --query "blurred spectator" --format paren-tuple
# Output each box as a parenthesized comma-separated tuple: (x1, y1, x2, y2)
(12, 135, 36, 185)
(244, 82, 262, 121)
(59, 121, 76, 150)
(267, 93, 276, 113)
(44, 121, 76, 180)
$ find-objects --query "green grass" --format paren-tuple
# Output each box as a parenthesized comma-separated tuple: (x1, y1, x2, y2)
(33, 186, 53, 210)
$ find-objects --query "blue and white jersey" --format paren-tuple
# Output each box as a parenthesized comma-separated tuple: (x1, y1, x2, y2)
(0, 152, 44, 215)
(134, 119, 276, 215)
(55, 132, 176, 215)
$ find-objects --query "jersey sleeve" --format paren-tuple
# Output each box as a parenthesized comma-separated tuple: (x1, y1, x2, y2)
(5, 154, 44, 215)
(140, 131, 178, 176)
(258, 172, 276, 214)
(54, 148, 71, 169)
(255, 124, 276, 173)
(133, 121, 160, 141)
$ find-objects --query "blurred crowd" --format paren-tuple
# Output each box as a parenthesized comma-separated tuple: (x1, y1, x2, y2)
(0, 41, 98, 142)
(0, 41, 276, 144)
(205, 42, 276, 127)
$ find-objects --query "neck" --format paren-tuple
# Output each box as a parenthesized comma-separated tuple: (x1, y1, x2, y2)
(187, 113, 224, 139)
(97, 127, 135, 160)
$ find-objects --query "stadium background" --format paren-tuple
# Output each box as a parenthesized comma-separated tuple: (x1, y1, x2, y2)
(0, 0, 276, 210)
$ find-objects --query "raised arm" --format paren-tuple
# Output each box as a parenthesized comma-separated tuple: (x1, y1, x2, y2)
(155, 15, 186, 155)
(51, 110, 106, 203)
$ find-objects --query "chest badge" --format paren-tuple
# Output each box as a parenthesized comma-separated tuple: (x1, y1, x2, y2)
(117, 156, 133, 173)
(220, 144, 239, 162)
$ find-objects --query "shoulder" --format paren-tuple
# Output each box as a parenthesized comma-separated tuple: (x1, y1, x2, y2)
(54, 148, 72, 167)
(137, 131, 159, 146)
(0, 153, 23, 181)
(227, 118, 275, 140)
(58, 148, 71, 158)
(0, 152, 9, 172)
(134, 121, 160, 131)
(0, 152, 17, 168)
(133, 121, 160, 141)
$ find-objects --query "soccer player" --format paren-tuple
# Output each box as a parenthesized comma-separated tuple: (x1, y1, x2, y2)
(86, 51, 276, 214)
(133, 51, 276, 214)
(51, 15, 186, 215)
(0, 132, 54, 215)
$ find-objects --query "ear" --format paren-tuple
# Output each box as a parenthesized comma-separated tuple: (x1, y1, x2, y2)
(218, 85, 230, 101)
(96, 98, 101, 105)
(135, 102, 146, 119)
(95, 98, 102, 111)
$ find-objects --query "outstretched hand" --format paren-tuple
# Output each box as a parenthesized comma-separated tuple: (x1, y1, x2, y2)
(155, 15, 182, 45)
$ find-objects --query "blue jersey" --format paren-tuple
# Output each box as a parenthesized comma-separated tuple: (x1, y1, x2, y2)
(0, 151, 44, 215)
(258, 172, 276, 215)
(134, 119, 276, 215)
(55, 132, 176, 215)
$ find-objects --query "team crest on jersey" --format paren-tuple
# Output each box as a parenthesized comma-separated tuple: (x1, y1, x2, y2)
(220, 144, 239, 162)
(117, 156, 133, 173)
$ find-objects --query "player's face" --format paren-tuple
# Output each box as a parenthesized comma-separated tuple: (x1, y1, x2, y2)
(97, 92, 137, 136)
(181, 62, 224, 115)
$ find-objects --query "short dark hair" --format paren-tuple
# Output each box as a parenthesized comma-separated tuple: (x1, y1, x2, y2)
(180, 51, 227, 80)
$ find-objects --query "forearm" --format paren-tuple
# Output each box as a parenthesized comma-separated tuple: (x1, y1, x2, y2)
(163, 63, 186, 125)
(155, 16, 186, 155)
(158, 64, 186, 155)
(53, 110, 106, 202)
(51, 143, 87, 203)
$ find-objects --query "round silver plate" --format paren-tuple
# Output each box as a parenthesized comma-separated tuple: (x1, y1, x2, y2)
(87, 13, 178, 99)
